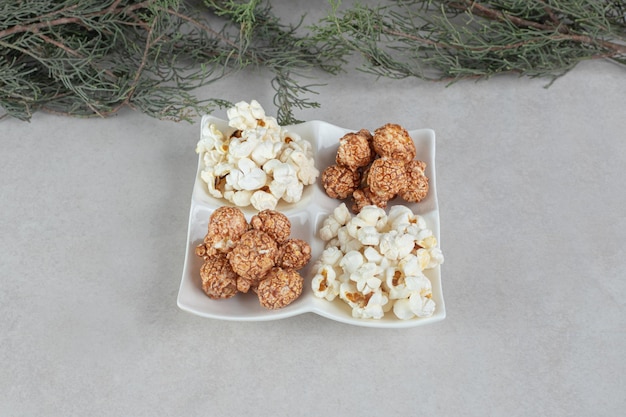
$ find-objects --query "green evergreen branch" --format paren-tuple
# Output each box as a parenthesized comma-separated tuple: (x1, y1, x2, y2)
(1, 0, 624, 125)
(310, 0, 626, 84)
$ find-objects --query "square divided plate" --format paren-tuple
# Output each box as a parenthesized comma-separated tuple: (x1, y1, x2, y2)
(177, 116, 445, 328)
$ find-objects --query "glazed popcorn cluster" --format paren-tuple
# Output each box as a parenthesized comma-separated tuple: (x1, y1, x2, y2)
(196, 100, 318, 211)
(322, 123, 429, 213)
(312, 203, 443, 320)
(195, 206, 311, 309)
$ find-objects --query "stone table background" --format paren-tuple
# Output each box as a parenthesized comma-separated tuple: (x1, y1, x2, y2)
(1, 5, 625, 416)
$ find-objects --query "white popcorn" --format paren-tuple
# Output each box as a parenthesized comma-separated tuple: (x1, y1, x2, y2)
(196, 100, 317, 208)
(343, 237, 364, 253)
(249, 190, 278, 211)
(197, 123, 223, 154)
(351, 262, 382, 294)
(312, 204, 443, 321)
(312, 249, 336, 269)
(200, 170, 223, 198)
(224, 189, 253, 207)
(378, 231, 415, 261)
(227, 136, 258, 160)
(268, 162, 300, 202)
(405, 273, 432, 296)
(339, 250, 364, 274)
(357, 205, 387, 230)
(340, 283, 388, 319)
(235, 158, 267, 191)
(393, 293, 436, 320)
(312, 264, 340, 301)
(227, 99, 270, 130)
(283, 182, 303, 203)
(356, 225, 380, 246)
(251, 141, 282, 166)
(363, 246, 384, 264)
(288, 150, 319, 185)
(319, 216, 342, 242)
(427, 247, 444, 269)
(346, 217, 369, 239)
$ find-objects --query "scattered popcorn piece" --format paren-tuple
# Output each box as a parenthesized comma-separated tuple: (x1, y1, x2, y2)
(196, 100, 318, 210)
(312, 204, 443, 320)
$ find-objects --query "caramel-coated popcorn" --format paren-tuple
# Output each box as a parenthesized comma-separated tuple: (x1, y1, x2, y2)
(250, 209, 291, 244)
(321, 123, 429, 212)
(366, 157, 407, 200)
(277, 238, 312, 270)
(352, 187, 389, 213)
(204, 206, 249, 256)
(228, 229, 278, 282)
(321, 165, 361, 200)
(256, 267, 304, 310)
(372, 123, 416, 162)
(400, 160, 429, 203)
(200, 253, 239, 299)
(195, 206, 310, 309)
(336, 129, 374, 171)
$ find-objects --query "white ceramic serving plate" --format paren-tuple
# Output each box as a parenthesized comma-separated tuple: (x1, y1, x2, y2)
(177, 116, 445, 328)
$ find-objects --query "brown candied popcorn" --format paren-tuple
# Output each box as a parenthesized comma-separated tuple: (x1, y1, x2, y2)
(204, 206, 249, 255)
(352, 187, 389, 213)
(400, 160, 430, 203)
(250, 209, 291, 244)
(200, 253, 238, 299)
(277, 238, 312, 270)
(366, 157, 407, 200)
(227, 229, 278, 283)
(195, 243, 210, 260)
(372, 123, 416, 163)
(256, 267, 304, 309)
(336, 129, 375, 171)
(322, 164, 361, 199)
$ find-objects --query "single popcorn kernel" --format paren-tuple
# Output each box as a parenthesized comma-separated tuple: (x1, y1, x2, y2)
(250, 209, 291, 244)
(227, 229, 278, 282)
(372, 123, 416, 162)
(400, 160, 429, 203)
(277, 238, 312, 270)
(367, 157, 407, 200)
(200, 253, 239, 299)
(256, 267, 304, 309)
(203, 206, 249, 256)
(336, 129, 374, 171)
(322, 165, 361, 199)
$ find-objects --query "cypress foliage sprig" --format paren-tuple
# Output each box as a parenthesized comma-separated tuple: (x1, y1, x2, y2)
(309, 0, 626, 84)
(1, 1, 624, 124)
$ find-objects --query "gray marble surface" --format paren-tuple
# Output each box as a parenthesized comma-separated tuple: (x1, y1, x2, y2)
(1, 25, 625, 417)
